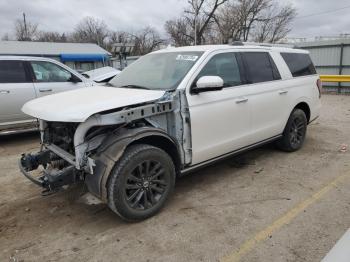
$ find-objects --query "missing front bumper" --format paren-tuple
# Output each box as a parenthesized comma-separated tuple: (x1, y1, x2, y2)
(19, 150, 79, 191)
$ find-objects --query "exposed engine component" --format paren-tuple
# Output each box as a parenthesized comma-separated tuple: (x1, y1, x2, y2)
(43, 122, 77, 154)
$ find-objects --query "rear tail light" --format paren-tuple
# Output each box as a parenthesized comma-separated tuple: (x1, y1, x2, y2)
(316, 78, 322, 98)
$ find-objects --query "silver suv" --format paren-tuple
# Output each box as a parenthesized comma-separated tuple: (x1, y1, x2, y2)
(0, 56, 92, 133)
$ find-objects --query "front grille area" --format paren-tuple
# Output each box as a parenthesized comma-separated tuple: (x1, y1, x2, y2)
(43, 122, 78, 155)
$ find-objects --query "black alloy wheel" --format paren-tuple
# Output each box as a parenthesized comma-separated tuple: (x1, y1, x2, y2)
(125, 160, 167, 210)
(277, 108, 307, 152)
(289, 117, 305, 148)
(107, 144, 175, 221)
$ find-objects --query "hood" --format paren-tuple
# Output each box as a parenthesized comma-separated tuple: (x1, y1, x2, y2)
(22, 86, 165, 122)
(82, 66, 120, 82)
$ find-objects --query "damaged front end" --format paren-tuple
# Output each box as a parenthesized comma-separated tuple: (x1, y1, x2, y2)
(19, 122, 83, 194)
(19, 93, 184, 196)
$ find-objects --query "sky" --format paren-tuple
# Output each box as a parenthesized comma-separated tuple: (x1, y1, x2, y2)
(0, 0, 349, 40)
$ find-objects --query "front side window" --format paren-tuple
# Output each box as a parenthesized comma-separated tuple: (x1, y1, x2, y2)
(0, 60, 28, 83)
(241, 52, 280, 84)
(196, 52, 242, 87)
(109, 51, 203, 90)
(281, 53, 317, 77)
(30, 61, 73, 82)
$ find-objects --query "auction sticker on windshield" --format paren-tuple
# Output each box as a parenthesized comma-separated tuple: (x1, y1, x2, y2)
(176, 54, 198, 61)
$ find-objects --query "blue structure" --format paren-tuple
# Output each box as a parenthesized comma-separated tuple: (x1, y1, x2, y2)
(60, 53, 110, 62)
(0, 41, 112, 71)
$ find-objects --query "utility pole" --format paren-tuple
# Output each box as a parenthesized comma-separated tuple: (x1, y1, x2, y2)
(23, 12, 28, 40)
(194, 0, 198, 45)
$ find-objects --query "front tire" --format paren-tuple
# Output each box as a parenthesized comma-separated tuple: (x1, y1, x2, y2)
(107, 144, 175, 221)
(277, 109, 307, 152)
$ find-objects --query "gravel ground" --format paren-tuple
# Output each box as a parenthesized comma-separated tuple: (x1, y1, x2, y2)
(0, 94, 350, 262)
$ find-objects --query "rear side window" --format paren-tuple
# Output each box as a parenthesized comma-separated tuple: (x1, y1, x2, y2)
(281, 53, 316, 77)
(0, 60, 28, 83)
(241, 52, 281, 84)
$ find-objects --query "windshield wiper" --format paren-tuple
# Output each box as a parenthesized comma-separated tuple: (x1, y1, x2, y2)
(119, 84, 151, 90)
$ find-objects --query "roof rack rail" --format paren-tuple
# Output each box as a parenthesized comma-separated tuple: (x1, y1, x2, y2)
(229, 41, 295, 48)
(230, 41, 244, 46)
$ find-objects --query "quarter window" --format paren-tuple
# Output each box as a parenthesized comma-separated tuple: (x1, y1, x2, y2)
(281, 53, 316, 77)
(30, 61, 74, 82)
(241, 52, 281, 84)
(0, 60, 28, 83)
(196, 53, 242, 87)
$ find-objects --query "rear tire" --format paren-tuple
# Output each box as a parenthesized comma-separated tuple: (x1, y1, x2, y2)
(277, 109, 307, 152)
(107, 144, 175, 221)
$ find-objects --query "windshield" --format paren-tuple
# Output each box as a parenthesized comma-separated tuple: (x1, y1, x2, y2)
(109, 51, 203, 90)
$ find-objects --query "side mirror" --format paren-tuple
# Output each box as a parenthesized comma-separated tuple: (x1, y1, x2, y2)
(193, 76, 224, 94)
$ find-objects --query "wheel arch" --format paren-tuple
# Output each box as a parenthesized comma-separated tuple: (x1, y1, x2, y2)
(85, 127, 182, 201)
(128, 135, 182, 175)
(293, 101, 311, 123)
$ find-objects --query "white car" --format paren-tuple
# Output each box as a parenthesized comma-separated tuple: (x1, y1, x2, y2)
(0, 56, 93, 133)
(20, 43, 321, 221)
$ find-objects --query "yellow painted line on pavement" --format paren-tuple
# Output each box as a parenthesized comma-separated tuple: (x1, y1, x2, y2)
(221, 172, 350, 262)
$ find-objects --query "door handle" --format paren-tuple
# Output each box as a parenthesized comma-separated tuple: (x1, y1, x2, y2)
(39, 89, 53, 92)
(0, 90, 10, 94)
(278, 90, 288, 95)
(235, 98, 248, 104)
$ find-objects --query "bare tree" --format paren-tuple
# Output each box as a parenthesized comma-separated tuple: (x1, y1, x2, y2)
(37, 31, 68, 42)
(165, 0, 228, 45)
(192, 0, 229, 44)
(71, 16, 109, 47)
(253, 4, 296, 43)
(14, 16, 38, 41)
(213, 1, 242, 43)
(105, 30, 131, 51)
(234, 0, 272, 41)
(132, 27, 165, 55)
(106, 27, 164, 55)
(166, 0, 296, 45)
(212, 0, 296, 43)
(165, 18, 194, 46)
(108, 31, 131, 44)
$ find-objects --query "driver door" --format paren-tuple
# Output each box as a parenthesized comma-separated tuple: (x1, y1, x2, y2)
(29, 60, 85, 97)
(186, 51, 252, 165)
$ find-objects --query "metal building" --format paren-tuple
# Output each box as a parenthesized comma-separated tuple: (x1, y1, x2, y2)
(296, 39, 350, 93)
(0, 41, 111, 71)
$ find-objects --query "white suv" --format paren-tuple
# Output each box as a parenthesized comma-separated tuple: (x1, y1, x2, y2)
(19, 43, 321, 221)
(0, 56, 93, 133)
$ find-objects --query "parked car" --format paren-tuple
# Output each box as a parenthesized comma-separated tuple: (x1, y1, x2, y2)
(82, 66, 121, 84)
(19, 43, 321, 221)
(0, 56, 93, 133)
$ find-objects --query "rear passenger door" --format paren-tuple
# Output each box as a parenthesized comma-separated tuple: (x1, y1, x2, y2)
(29, 60, 86, 97)
(0, 60, 36, 124)
(241, 51, 290, 143)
